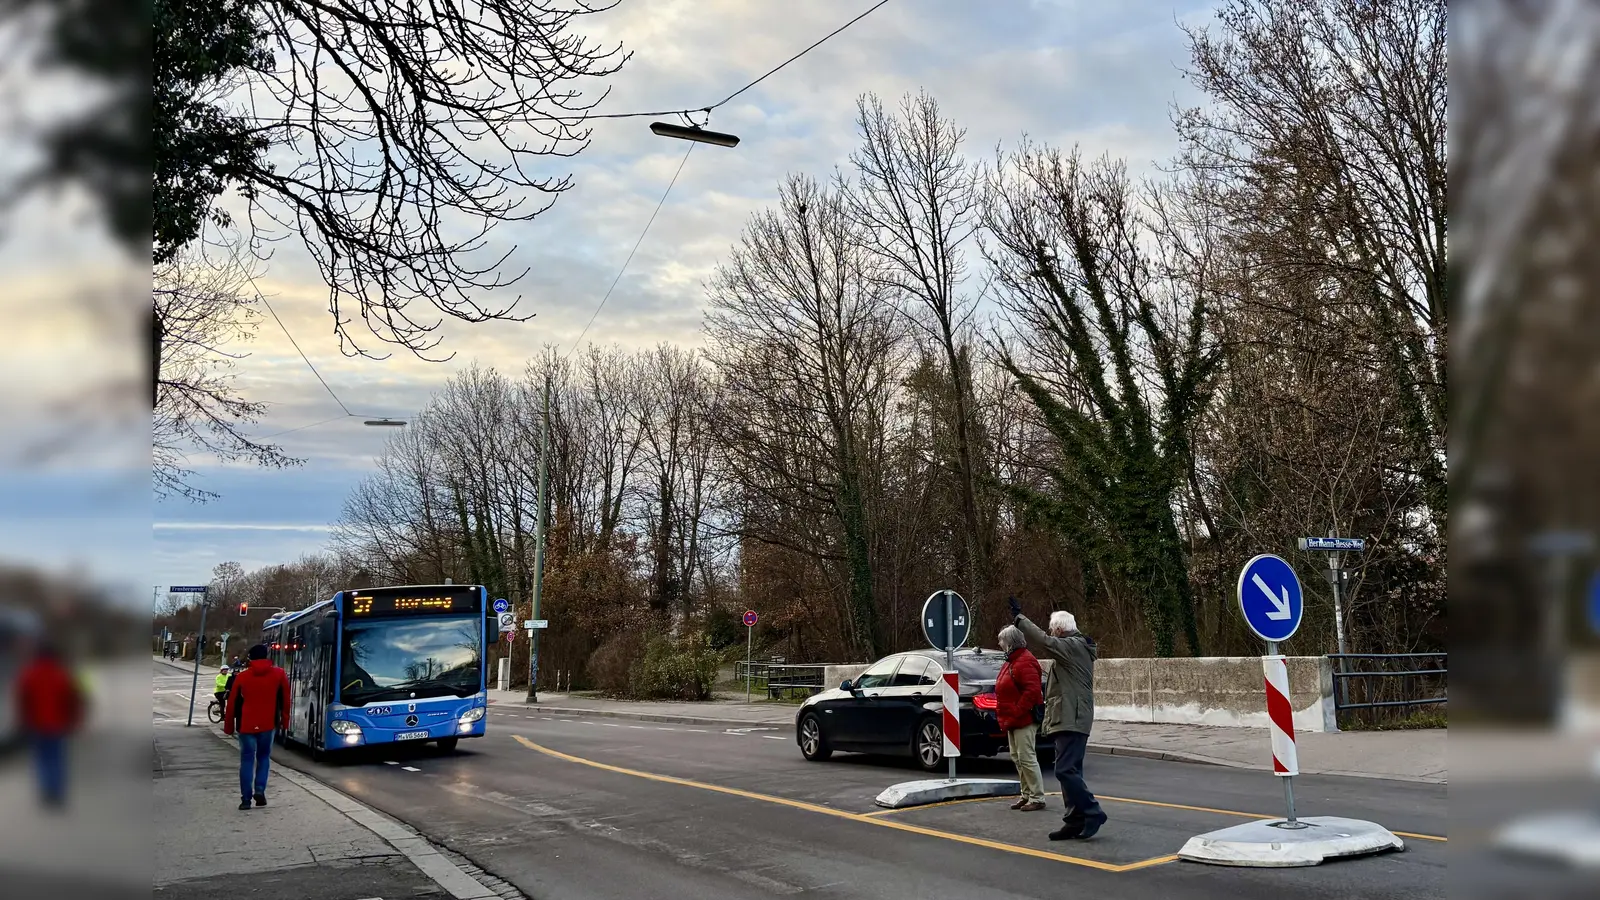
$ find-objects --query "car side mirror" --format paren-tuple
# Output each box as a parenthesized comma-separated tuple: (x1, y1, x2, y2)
(841, 679, 859, 694)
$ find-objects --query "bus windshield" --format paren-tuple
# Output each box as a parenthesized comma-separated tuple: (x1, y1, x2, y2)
(340, 614, 481, 705)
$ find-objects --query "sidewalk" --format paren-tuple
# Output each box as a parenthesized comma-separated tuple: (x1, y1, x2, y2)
(152, 693, 510, 899)
(489, 688, 1447, 783)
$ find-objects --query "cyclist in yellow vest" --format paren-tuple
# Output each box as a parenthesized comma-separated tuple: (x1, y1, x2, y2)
(213, 667, 231, 709)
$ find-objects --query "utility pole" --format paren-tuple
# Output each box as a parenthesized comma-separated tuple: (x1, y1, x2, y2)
(185, 587, 209, 726)
(527, 372, 550, 704)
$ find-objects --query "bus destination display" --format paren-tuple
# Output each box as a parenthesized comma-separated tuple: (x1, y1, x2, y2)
(348, 590, 478, 617)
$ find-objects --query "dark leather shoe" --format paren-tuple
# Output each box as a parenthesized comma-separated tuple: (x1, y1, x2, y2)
(1076, 813, 1107, 840)
(238, 798, 251, 811)
(1048, 823, 1082, 841)
(253, 793, 267, 807)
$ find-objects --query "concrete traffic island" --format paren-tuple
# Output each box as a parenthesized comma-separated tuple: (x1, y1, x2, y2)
(1495, 812, 1600, 867)
(874, 777, 1019, 809)
(1178, 816, 1405, 867)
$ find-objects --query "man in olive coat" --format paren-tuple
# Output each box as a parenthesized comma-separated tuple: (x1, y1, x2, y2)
(1011, 596, 1107, 841)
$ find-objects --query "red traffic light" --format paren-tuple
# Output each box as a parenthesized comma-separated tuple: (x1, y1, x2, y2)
(238, 603, 249, 617)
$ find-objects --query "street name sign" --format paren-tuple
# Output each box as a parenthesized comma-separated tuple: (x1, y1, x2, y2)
(169, 585, 208, 593)
(1237, 554, 1304, 644)
(1297, 537, 1365, 552)
(524, 619, 549, 630)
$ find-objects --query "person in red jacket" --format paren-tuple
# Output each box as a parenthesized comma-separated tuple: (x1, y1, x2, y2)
(13, 640, 84, 808)
(997, 625, 1046, 811)
(223, 643, 291, 811)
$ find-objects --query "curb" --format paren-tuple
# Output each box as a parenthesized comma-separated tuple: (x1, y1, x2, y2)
(199, 726, 513, 900)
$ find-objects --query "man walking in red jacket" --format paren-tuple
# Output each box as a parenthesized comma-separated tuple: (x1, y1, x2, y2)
(996, 625, 1047, 811)
(223, 644, 291, 811)
(13, 640, 83, 809)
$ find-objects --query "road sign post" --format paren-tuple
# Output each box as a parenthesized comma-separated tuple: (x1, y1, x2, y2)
(742, 610, 758, 703)
(920, 590, 969, 780)
(170, 585, 209, 727)
(1297, 536, 1365, 657)
(1236, 555, 1304, 828)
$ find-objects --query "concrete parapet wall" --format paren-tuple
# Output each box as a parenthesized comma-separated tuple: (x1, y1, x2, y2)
(823, 656, 1338, 732)
(1073, 655, 1337, 733)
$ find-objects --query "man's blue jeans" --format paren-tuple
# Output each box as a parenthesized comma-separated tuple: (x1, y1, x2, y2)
(32, 736, 66, 806)
(238, 731, 274, 800)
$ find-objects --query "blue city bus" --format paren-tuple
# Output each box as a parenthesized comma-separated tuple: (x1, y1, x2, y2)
(261, 584, 490, 758)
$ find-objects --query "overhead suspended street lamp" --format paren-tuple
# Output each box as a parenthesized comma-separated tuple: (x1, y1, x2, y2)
(649, 121, 740, 147)
(362, 417, 407, 427)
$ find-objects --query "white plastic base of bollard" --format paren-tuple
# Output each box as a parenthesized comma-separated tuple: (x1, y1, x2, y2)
(1496, 812, 1600, 868)
(874, 778, 1019, 809)
(1178, 817, 1405, 867)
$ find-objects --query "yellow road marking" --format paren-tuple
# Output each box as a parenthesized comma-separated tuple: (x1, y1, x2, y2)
(865, 788, 1448, 843)
(512, 735, 1175, 873)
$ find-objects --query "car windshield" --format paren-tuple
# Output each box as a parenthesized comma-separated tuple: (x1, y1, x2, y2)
(340, 614, 481, 705)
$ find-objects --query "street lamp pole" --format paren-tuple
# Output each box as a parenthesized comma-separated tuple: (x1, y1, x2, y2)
(527, 373, 550, 703)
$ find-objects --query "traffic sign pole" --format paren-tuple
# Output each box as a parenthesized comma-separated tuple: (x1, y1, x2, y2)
(742, 610, 758, 703)
(1264, 641, 1301, 828)
(944, 589, 956, 780)
(184, 587, 209, 727)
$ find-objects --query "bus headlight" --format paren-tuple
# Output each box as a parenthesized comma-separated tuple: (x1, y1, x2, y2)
(330, 719, 362, 735)
(458, 707, 485, 726)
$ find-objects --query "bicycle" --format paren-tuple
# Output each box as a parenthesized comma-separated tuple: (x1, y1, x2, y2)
(206, 697, 224, 724)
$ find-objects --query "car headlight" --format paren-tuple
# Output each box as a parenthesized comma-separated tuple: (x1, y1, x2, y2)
(458, 707, 485, 724)
(330, 719, 361, 735)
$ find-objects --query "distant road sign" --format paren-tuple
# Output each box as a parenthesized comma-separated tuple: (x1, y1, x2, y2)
(921, 591, 970, 651)
(168, 586, 207, 593)
(525, 619, 549, 630)
(1237, 554, 1304, 644)
(493, 598, 509, 614)
(1297, 537, 1365, 553)
(497, 612, 515, 632)
(743, 610, 758, 628)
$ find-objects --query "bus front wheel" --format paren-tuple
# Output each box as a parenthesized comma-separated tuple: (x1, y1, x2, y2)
(436, 738, 459, 753)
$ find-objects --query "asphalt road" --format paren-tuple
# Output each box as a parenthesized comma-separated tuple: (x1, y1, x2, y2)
(154, 661, 1446, 900)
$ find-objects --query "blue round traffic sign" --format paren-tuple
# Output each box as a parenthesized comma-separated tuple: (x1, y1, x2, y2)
(1237, 554, 1304, 644)
(493, 598, 509, 614)
(743, 610, 758, 628)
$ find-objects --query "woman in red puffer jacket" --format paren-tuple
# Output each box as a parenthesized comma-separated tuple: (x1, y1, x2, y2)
(996, 625, 1046, 811)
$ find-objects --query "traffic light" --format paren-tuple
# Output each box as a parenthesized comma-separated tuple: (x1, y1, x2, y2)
(238, 602, 248, 617)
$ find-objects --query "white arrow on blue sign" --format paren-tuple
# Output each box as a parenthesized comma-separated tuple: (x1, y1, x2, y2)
(493, 598, 509, 613)
(1237, 554, 1304, 643)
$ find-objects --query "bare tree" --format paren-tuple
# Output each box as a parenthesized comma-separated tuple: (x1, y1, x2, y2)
(238, 0, 631, 361)
(155, 242, 299, 501)
(849, 90, 997, 616)
(706, 175, 904, 659)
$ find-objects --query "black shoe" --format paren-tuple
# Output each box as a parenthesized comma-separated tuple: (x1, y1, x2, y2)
(238, 798, 251, 811)
(253, 793, 266, 807)
(1076, 812, 1107, 840)
(1048, 823, 1083, 841)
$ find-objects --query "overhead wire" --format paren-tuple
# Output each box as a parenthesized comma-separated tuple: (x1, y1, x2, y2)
(567, 141, 695, 356)
(238, 0, 891, 129)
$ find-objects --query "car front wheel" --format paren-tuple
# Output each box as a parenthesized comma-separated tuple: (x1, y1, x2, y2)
(798, 713, 831, 761)
(915, 718, 944, 772)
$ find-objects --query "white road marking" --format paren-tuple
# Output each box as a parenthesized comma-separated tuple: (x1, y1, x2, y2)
(602, 723, 620, 727)
(626, 725, 648, 729)
(401, 766, 422, 772)
(761, 735, 784, 740)
(685, 729, 707, 733)
(384, 761, 400, 765)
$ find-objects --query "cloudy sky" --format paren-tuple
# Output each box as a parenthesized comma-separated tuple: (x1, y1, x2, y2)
(151, 0, 1216, 586)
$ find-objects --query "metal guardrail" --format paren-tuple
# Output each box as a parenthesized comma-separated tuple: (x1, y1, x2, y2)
(1328, 652, 1447, 718)
(734, 661, 829, 698)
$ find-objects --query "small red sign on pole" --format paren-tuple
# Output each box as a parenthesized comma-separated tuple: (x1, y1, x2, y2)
(742, 610, 758, 628)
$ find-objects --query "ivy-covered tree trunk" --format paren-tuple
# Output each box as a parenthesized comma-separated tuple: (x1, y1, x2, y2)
(985, 146, 1219, 657)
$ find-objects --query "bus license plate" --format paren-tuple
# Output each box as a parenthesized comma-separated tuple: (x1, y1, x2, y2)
(396, 730, 430, 740)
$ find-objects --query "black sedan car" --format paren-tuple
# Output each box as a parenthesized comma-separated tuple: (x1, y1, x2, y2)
(794, 648, 1054, 772)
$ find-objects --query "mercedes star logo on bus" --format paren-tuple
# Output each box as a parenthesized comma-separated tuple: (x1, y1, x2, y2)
(405, 715, 419, 727)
